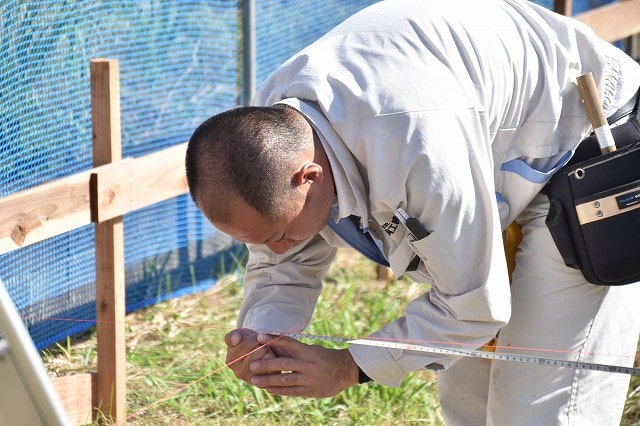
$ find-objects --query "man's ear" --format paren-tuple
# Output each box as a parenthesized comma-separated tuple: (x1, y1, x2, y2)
(291, 162, 323, 188)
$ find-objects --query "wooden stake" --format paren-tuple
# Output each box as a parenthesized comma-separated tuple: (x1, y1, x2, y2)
(554, 0, 572, 16)
(90, 58, 126, 424)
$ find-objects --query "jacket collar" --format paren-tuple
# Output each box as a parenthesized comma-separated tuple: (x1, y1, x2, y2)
(275, 98, 371, 227)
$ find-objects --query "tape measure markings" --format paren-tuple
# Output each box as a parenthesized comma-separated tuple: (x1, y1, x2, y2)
(267, 332, 639, 376)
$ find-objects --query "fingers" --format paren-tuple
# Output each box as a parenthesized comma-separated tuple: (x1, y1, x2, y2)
(224, 330, 357, 398)
(250, 353, 298, 375)
(252, 372, 309, 396)
(224, 328, 274, 383)
(248, 337, 311, 391)
(248, 342, 360, 398)
(256, 333, 303, 356)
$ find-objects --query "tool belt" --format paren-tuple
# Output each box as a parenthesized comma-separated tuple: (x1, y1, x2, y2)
(543, 113, 640, 285)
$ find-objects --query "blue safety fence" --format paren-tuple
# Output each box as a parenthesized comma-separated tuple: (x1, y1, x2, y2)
(0, 0, 244, 349)
(0, 0, 380, 350)
(0, 0, 624, 349)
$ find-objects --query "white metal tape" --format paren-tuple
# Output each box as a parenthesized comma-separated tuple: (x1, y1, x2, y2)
(594, 125, 616, 149)
(267, 332, 640, 376)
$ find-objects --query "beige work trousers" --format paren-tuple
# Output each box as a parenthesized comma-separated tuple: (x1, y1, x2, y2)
(438, 192, 640, 426)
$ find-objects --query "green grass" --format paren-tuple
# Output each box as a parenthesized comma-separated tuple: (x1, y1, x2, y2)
(43, 248, 639, 425)
(120, 250, 443, 425)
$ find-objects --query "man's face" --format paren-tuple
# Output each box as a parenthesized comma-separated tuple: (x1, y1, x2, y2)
(214, 195, 332, 255)
(209, 125, 335, 255)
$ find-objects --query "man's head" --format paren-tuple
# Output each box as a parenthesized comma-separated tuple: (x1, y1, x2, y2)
(185, 105, 334, 254)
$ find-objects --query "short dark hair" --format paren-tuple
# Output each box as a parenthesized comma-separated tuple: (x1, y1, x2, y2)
(185, 105, 311, 223)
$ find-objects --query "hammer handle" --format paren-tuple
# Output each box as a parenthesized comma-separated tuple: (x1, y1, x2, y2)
(576, 72, 616, 154)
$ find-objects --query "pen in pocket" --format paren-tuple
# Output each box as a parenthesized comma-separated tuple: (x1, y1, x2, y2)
(395, 207, 430, 240)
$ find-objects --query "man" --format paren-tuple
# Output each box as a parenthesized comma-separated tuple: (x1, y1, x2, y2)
(185, 0, 640, 424)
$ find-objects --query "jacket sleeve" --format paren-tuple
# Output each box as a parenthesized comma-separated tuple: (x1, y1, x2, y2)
(237, 232, 338, 333)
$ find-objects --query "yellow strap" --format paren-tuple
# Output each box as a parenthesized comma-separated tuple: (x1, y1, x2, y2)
(502, 222, 523, 283)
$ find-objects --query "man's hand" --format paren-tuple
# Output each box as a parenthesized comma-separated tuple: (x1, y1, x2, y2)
(225, 328, 277, 383)
(247, 333, 360, 398)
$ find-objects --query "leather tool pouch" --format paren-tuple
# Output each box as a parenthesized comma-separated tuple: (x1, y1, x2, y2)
(543, 118, 640, 285)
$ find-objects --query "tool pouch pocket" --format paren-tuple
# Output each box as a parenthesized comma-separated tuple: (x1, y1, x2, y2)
(543, 118, 640, 285)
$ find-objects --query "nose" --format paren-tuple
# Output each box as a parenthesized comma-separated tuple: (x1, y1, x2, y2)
(265, 239, 299, 254)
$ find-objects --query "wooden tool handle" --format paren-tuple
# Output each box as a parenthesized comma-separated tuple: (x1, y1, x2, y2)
(576, 72, 616, 154)
(577, 73, 607, 128)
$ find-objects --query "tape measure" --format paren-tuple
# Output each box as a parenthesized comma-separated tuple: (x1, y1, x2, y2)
(267, 331, 640, 376)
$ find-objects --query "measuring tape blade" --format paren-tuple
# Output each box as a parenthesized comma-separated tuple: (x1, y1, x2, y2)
(267, 332, 640, 376)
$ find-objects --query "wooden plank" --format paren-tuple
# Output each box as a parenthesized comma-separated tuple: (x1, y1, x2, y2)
(91, 142, 188, 223)
(576, 0, 640, 42)
(0, 173, 91, 255)
(0, 143, 188, 255)
(51, 373, 98, 426)
(91, 58, 127, 424)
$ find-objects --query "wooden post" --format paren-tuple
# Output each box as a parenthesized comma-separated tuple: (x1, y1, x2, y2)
(554, 0, 572, 16)
(90, 58, 126, 424)
(376, 265, 394, 281)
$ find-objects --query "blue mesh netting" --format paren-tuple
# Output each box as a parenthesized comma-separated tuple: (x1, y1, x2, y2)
(0, 0, 626, 349)
(254, 1, 380, 86)
(0, 0, 242, 349)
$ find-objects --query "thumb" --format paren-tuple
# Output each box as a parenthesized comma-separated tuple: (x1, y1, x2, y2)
(224, 330, 242, 346)
(225, 328, 257, 346)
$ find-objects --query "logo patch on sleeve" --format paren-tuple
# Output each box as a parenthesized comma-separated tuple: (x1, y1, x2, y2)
(382, 215, 400, 235)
